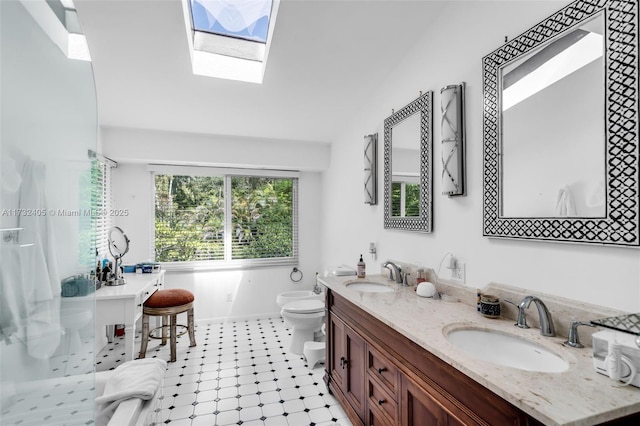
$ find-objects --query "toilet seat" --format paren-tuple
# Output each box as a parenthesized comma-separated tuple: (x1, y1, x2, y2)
(282, 299, 324, 314)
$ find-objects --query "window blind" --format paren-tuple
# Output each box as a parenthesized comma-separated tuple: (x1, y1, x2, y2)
(91, 156, 114, 261)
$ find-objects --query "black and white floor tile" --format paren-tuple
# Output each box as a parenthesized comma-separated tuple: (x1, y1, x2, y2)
(96, 317, 351, 426)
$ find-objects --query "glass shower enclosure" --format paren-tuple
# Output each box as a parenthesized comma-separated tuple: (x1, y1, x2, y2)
(1, 1, 98, 424)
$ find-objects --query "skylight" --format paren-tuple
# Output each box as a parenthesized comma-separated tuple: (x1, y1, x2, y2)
(20, 0, 91, 61)
(182, 0, 279, 84)
(191, 0, 271, 42)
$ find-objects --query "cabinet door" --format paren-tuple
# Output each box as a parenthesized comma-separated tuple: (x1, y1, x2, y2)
(328, 314, 346, 390)
(401, 375, 473, 426)
(328, 314, 366, 422)
(344, 325, 366, 419)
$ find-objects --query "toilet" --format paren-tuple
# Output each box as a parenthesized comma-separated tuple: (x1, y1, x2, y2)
(59, 302, 93, 354)
(276, 290, 322, 309)
(280, 299, 325, 355)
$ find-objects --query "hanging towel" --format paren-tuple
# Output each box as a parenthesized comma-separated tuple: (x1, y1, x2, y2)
(0, 150, 28, 344)
(555, 185, 577, 217)
(0, 242, 29, 344)
(95, 358, 167, 426)
(18, 159, 61, 358)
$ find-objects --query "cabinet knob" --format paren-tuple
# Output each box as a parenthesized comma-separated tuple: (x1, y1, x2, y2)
(137, 303, 142, 307)
(378, 399, 385, 405)
(377, 367, 386, 374)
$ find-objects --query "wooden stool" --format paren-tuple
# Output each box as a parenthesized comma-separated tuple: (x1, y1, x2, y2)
(138, 289, 196, 362)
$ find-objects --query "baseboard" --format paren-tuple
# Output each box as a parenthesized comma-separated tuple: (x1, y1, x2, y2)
(195, 311, 283, 325)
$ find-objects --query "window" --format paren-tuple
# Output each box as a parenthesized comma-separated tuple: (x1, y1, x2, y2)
(153, 167, 298, 269)
(391, 179, 420, 217)
(87, 152, 115, 262)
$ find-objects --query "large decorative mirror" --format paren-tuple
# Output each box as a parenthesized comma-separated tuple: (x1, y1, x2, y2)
(483, 0, 638, 246)
(384, 91, 433, 232)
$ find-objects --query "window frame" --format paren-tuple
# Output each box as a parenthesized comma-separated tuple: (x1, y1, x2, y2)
(150, 165, 299, 272)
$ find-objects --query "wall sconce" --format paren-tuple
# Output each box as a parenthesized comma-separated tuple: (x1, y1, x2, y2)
(440, 82, 466, 197)
(364, 133, 378, 204)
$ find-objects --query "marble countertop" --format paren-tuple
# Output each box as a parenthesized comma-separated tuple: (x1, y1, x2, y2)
(318, 274, 640, 426)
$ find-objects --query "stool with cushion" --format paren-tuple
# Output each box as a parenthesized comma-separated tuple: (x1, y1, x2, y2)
(138, 289, 196, 362)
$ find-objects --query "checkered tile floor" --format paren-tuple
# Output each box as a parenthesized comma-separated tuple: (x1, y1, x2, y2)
(96, 317, 351, 426)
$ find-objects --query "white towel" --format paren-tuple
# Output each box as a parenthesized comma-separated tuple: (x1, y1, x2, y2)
(555, 185, 576, 217)
(18, 159, 62, 358)
(95, 358, 167, 426)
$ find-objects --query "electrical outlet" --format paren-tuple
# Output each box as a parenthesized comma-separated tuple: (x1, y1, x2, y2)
(226, 292, 233, 302)
(452, 262, 465, 283)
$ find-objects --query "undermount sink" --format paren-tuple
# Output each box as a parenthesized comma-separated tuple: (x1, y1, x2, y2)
(445, 327, 569, 373)
(345, 279, 394, 293)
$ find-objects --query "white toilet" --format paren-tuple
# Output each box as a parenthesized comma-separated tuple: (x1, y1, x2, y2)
(276, 290, 322, 308)
(60, 306, 93, 353)
(280, 299, 325, 355)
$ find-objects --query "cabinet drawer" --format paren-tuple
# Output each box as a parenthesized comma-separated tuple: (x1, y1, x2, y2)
(368, 378, 397, 425)
(367, 406, 394, 426)
(141, 288, 154, 304)
(368, 347, 398, 397)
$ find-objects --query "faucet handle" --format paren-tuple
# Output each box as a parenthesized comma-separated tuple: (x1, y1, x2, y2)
(564, 320, 596, 348)
(503, 298, 529, 329)
(402, 272, 410, 286)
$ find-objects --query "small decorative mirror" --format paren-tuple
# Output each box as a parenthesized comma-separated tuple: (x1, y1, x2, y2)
(384, 91, 433, 232)
(482, 0, 639, 246)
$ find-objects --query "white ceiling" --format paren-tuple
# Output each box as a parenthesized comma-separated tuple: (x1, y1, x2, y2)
(75, 0, 446, 144)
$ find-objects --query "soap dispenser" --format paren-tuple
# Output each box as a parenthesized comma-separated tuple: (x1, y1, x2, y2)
(357, 254, 366, 278)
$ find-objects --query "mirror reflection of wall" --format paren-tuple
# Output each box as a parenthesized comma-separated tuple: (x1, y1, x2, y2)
(500, 13, 605, 218)
(391, 113, 420, 217)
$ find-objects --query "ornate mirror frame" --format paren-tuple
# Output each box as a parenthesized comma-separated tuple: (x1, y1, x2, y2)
(482, 0, 639, 246)
(384, 91, 433, 232)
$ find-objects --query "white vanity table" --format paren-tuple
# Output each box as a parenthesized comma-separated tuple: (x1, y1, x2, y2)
(95, 271, 165, 360)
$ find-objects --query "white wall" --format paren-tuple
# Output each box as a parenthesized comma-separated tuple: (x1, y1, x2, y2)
(109, 141, 325, 321)
(320, 1, 640, 313)
(102, 126, 330, 171)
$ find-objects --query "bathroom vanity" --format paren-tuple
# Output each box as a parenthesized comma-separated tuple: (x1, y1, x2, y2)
(95, 271, 165, 359)
(320, 274, 640, 425)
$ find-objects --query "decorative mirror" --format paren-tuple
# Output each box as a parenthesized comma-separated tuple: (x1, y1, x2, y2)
(384, 91, 433, 232)
(482, 0, 639, 246)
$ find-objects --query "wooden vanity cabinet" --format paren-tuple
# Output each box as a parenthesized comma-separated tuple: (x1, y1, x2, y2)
(324, 289, 544, 426)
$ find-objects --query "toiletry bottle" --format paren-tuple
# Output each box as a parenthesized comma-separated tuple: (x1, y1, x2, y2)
(357, 254, 366, 278)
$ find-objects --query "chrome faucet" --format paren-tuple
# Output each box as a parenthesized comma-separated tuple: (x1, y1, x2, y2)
(505, 296, 555, 337)
(382, 261, 403, 283)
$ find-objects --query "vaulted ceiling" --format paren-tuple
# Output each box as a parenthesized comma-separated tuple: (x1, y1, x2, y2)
(75, 1, 446, 144)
